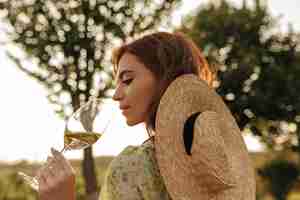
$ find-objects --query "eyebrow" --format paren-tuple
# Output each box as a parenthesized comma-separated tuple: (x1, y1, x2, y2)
(117, 70, 134, 82)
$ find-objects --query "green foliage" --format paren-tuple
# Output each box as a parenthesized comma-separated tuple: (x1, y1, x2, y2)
(0, 0, 181, 118)
(0, 162, 38, 200)
(258, 159, 299, 200)
(181, 0, 300, 151)
(0, 156, 114, 200)
(0, 171, 37, 200)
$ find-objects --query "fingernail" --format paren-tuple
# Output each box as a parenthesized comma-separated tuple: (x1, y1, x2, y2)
(51, 147, 58, 154)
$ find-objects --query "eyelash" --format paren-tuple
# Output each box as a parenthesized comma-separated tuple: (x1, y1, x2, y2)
(122, 79, 133, 85)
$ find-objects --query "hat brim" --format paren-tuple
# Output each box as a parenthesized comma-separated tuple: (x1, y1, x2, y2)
(154, 74, 252, 199)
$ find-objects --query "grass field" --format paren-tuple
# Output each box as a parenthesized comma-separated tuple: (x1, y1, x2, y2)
(0, 156, 114, 200)
(1, 152, 300, 200)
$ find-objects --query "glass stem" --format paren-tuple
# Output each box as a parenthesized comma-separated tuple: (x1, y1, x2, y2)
(60, 145, 69, 153)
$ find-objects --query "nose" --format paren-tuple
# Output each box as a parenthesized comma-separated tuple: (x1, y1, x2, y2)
(112, 84, 124, 101)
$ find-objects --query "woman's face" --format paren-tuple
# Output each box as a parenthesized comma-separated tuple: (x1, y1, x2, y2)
(113, 52, 158, 126)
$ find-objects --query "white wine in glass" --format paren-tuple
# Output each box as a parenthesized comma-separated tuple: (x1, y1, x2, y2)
(64, 131, 102, 149)
(18, 97, 115, 190)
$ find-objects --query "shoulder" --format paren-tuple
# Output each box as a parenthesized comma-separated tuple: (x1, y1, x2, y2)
(109, 141, 156, 176)
(104, 141, 157, 187)
(100, 142, 158, 200)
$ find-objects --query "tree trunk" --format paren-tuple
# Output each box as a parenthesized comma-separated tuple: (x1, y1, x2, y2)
(82, 146, 99, 200)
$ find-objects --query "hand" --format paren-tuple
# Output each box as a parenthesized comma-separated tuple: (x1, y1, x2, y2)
(37, 148, 76, 200)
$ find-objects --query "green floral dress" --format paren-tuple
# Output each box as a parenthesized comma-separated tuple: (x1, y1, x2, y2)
(99, 139, 172, 200)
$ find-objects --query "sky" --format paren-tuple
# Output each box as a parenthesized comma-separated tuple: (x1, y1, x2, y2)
(0, 0, 299, 162)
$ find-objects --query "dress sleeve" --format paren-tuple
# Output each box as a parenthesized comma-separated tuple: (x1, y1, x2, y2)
(135, 143, 172, 200)
(99, 144, 171, 200)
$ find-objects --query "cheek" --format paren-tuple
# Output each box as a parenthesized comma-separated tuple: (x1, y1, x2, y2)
(127, 84, 156, 121)
(130, 96, 152, 121)
(137, 87, 156, 118)
(124, 84, 132, 96)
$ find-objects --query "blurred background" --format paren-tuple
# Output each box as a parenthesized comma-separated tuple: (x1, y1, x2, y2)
(0, 0, 299, 199)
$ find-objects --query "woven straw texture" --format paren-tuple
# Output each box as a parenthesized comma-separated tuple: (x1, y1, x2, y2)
(155, 74, 256, 200)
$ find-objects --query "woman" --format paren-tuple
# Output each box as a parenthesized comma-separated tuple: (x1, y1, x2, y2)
(37, 32, 256, 200)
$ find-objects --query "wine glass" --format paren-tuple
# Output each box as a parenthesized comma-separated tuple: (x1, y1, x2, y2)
(18, 97, 116, 190)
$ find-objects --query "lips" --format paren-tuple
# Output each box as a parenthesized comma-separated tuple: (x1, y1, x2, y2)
(120, 105, 130, 110)
(120, 105, 130, 115)
(122, 108, 130, 116)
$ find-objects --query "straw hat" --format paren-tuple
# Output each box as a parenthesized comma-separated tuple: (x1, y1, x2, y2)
(154, 74, 255, 200)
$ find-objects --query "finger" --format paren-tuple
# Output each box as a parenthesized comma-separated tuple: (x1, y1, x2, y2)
(51, 148, 65, 162)
(46, 155, 53, 163)
(37, 170, 48, 191)
(50, 148, 67, 169)
(47, 156, 57, 172)
(51, 148, 75, 175)
(45, 156, 54, 168)
(48, 157, 66, 178)
(45, 164, 56, 178)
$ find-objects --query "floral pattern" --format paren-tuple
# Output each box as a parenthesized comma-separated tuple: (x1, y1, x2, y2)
(99, 140, 172, 200)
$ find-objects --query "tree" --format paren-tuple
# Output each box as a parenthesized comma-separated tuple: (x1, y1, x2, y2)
(181, 0, 300, 153)
(258, 159, 299, 200)
(0, 0, 181, 199)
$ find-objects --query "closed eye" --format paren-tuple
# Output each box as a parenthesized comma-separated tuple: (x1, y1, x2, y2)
(122, 79, 133, 85)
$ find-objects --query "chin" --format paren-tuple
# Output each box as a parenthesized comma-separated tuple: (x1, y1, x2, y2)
(126, 118, 144, 126)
